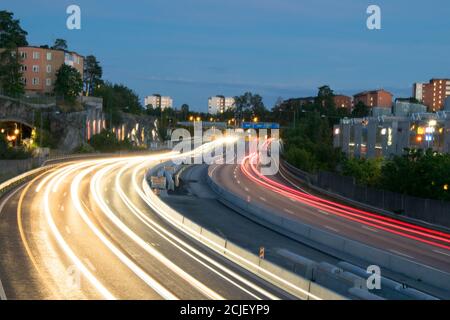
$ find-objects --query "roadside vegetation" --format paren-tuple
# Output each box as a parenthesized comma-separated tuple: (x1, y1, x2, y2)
(0, 134, 31, 159)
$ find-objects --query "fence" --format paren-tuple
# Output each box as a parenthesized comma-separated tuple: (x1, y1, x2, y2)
(317, 171, 450, 228)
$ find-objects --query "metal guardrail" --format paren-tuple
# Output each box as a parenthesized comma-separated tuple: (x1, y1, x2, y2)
(280, 160, 450, 234)
(0, 147, 171, 199)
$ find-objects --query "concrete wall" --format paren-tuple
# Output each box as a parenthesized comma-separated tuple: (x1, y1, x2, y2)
(206, 171, 450, 293)
(143, 162, 347, 300)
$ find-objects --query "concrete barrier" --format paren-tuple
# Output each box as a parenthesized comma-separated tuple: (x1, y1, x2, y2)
(144, 161, 348, 300)
(206, 170, 450, 295)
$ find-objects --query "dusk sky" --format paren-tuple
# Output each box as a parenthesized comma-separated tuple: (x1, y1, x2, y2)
(2, 0, 450, 111)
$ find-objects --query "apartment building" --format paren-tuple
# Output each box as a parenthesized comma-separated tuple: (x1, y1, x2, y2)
(413, 79, 450, 111)
(144, 94, 173, 110)
(14, 46, 84, 95)
(333, 95, 353, 110)
(353, 89, 393, 109)
(208, 95, 235, 114)
(334, 112, 450, 159)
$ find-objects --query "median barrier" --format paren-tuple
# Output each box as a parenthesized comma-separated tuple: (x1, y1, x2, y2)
(206, 168, 450, 295)
(144, 161, 348, 300)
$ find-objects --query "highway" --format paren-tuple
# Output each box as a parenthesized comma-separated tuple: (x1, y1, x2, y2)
(209, 152, 450, 290)
(0, 146, 295, 300)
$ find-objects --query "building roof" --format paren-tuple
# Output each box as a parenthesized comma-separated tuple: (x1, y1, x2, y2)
(17, 45, 84, 58)
(354, 89, 393, 97)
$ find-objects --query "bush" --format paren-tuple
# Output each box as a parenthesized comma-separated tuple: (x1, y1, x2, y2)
(72, 143, 95, 154)
(342, 157, 382, 187)
(89, 129, 136, 153)
(0, 135, 32, 159)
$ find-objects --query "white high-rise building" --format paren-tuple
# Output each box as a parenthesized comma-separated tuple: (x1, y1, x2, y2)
(144, 94, 173, 110)
(208, 96, 235, 114)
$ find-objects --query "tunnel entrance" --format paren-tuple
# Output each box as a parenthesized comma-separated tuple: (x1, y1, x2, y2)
(0, 121, 34, 148)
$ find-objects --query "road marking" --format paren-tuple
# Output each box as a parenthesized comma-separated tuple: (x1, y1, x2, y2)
(284, 208, 294, 215)
(279, 167, 311, 195)
(289, 197, 297, 203)
(324, 225, 339, 233)
(237, 180, 240, 184)
(259, 197, 267, 202)
(0, 184, 29, 301)
(244, 187, 249, 192)
(0, 184, 25, 215)
(317, 210, 329, 216)
(0, 278, 6, 300)
(433, 249, 450, 257)
(362, 225, 379, 233)
(84, 258, 96, 272)
(389, 249, 414, 260)
(65, 226, 72, 235)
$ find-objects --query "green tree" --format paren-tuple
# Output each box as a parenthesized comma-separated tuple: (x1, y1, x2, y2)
(54, 64, 83, 102)
(180, 104, 190, 120)
(283, 112, 344, 173)
(352, 101, 370, 118)
(93, 82, 143, 125)
(83, 55, 103, 96)
(342, 157, 383, 187)
(0, 51, 25, 96)
(0, 11, 28, 47)
(0, 11, 28, 96)
(234, 92, 266, 121)
(52, 38, 68, 50)
(379, 149, 450, 201)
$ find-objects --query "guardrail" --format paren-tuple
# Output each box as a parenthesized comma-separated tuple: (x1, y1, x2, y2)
(282, 160, 450, 232)
(0, 148, 170, 199)
(142, 161, 347, 300)
(206, 166, 450, 297)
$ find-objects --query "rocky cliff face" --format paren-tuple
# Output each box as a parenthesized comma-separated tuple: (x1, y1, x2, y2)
(1, 95, 158, 152)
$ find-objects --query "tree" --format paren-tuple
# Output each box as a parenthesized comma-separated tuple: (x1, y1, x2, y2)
(283, 111, 344, 173)
(352, 101, 370, 118)
(0, 51, 25, 96)
(379, 149, 450, 201)
(0, 11, 28, 48)
(180, 104, 189, 120)
(54, 65, 83, 101)
(52, 38, 68, 51)
(0, 11, 28, 96)
(316, 85, 336, 115)
(234, 92, 266, 121)
(342, 157, 382, 187)
(93, 82, 143, 124)
(83, 55, 103, 96)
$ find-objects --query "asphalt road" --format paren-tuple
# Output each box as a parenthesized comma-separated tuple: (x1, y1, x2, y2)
(0, 154, 294, 300)
(210, 161, 450, 286)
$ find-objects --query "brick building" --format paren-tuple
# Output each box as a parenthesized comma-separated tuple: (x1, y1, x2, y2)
(353, 89, 393, 108)
(333, 95, 353, 110)
(10, 46, 84, 95)
(413, 79, 450, 111)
